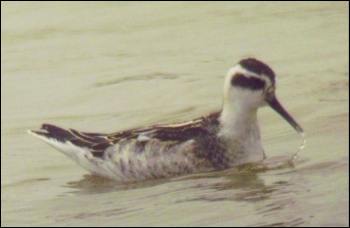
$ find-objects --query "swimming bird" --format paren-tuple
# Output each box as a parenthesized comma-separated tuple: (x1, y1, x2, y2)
(29, 58, 303, 182)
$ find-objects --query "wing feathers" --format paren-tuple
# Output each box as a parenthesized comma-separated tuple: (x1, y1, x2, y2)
(32, 111, 221, 159)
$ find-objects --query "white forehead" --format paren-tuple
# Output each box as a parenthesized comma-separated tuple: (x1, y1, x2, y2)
(227, 65, 259, 78)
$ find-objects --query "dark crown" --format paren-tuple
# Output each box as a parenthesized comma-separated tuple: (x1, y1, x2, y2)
(239, 58, 275, 85)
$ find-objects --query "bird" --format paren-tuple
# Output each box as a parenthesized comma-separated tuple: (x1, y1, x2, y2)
(29, 58, 304, 182)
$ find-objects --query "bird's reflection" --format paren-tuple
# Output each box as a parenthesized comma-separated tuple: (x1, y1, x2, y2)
(171, 166, 291, 204)
(65, 174, 168, 194)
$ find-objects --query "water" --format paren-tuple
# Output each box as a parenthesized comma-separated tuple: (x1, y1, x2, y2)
(1, 2, 349, 226)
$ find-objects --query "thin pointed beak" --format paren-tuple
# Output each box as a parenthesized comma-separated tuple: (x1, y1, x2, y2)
(266, 94, 304, 134)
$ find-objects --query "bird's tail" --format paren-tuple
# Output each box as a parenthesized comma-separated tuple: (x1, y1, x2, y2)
(28, 124, 111, 176)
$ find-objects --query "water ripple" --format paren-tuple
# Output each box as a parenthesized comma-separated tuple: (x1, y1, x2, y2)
(94, 72, 181, 88)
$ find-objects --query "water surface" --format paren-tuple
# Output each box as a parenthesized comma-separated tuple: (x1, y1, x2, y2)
(1, 2, 349, 226)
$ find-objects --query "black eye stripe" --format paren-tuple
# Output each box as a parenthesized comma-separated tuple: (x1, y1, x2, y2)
(231, 74, 265, 90)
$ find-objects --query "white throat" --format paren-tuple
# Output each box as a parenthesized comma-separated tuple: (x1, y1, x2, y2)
(220, 97, 260, 137)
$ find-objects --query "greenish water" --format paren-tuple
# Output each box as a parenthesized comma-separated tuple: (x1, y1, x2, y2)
(1, 2, 349, 226)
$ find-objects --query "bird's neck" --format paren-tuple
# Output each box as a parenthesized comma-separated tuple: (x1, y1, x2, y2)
(220, 102, 258, 133)
(218, 102, 265, 165)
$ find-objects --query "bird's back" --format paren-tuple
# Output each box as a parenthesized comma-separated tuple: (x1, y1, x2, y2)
(29, 112, 225, 181)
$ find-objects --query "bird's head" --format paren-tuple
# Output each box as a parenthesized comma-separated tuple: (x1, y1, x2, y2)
(223, 58, 303, 133)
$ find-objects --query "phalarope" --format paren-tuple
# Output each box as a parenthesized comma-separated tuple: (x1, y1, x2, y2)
(29, 58, 303, 182)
